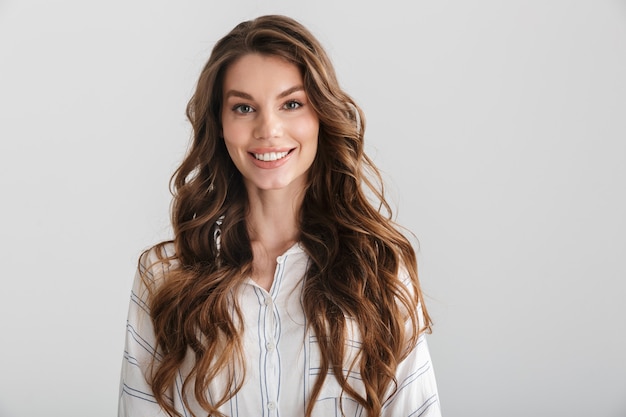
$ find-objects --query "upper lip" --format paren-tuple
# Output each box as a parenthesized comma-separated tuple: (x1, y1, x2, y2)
(248, 147, 294, 154)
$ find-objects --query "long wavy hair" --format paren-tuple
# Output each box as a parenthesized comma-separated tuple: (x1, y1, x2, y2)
(142, 14, 432, 417)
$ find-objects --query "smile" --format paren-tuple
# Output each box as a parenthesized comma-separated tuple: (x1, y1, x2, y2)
(252, 151, 290, 162)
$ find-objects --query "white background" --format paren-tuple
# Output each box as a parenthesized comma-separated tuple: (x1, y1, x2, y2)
(1, 1, 625, 416)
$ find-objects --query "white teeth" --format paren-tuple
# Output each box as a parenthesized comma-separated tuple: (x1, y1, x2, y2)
(253, 151, 289, 161)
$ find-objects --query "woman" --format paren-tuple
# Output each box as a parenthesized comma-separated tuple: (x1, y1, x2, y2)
(119, 14, 441, 417)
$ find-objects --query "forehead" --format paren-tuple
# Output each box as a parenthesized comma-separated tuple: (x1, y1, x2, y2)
(222, 53, 304, 95)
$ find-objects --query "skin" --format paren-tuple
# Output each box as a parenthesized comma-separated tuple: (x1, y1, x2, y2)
(221, 53, 320, 290)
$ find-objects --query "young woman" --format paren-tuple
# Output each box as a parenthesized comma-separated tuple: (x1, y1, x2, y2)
(119, 14, 441, 417)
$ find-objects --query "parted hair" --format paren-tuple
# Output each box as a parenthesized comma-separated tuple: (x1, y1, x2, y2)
(141, 14, 432, 417)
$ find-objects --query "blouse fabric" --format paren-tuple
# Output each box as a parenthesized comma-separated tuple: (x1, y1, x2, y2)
(118, 243, 441, 417)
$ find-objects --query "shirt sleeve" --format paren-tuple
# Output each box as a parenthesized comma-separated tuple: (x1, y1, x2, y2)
(380, 268, 442, 417)
(381, 331, 442, 417)
(118, 250, 172, 417)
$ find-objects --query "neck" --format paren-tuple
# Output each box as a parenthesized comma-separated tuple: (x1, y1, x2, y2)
(245, 187, 304, 251)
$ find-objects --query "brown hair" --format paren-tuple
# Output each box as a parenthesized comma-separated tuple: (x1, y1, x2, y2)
(142, 14, 432, 417)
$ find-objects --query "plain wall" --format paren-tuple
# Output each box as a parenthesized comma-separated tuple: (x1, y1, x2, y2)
(1, 1, 624, 416)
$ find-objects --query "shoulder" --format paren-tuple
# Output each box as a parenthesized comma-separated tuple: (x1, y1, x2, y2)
(138, 242, 177, 271)
(395, 263, 431, 334)
(134, 242, 178, 296)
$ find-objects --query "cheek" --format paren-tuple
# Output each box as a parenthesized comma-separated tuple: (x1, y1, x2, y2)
(223, 140, 248, 171)
(221, 131, 247, 165)
(221, 113, 247, 141)
(293, 116, 320, 147)
(301, 126, 319, 167)
(222, 124, 249, 151)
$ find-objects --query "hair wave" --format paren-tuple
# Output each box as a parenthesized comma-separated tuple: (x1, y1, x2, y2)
(141, 14, 432, 417)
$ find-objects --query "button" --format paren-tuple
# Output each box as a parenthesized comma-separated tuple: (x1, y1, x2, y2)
(276, 255, 284, 264)
(266, 342, 275, 351)
(264, 297, 272, 306)
(267, 401, 276, 410)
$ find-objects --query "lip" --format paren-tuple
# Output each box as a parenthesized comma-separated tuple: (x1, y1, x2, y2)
(248, 147, 295, 169)
(248, 147, 293, 154)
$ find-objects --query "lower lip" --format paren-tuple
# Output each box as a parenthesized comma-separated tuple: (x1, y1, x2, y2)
(249, 150, 293, 169)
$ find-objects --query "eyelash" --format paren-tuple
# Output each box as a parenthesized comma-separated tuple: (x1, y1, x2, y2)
(233, 104, 254, 114)
(283, 100, 303, 110)
(231, 100, 303, 114)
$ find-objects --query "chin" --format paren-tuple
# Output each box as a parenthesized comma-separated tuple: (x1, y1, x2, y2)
(246, 176, 306, 193)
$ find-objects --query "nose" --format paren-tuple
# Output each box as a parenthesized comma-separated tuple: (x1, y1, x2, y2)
(253, 110, 282, 140)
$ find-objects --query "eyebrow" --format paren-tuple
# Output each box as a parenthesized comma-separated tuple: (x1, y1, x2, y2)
(224, 85, 305, 100)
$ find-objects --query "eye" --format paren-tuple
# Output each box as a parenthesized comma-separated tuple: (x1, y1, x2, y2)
(283, 100, 302, 110)
(233, 104, 254, 114)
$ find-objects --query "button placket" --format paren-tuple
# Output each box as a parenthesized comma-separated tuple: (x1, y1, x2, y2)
(262, 253, 288, 415)
(262, 292, 279, 415)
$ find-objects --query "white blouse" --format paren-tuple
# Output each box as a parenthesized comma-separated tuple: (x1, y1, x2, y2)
(118, 243, 441, 417)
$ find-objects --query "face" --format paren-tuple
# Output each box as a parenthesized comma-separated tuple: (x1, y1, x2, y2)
(221, 53, 319, 196)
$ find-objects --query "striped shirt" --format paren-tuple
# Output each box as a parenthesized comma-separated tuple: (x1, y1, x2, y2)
(118, 242, 441, 417)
